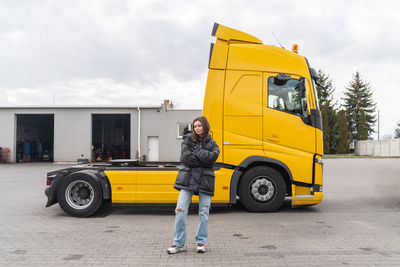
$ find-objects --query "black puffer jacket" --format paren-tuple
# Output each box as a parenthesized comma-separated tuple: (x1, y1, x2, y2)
(174, 132, 220, 196)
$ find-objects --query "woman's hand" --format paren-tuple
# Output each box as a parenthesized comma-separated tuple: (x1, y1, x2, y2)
(180, 140, 203, 167)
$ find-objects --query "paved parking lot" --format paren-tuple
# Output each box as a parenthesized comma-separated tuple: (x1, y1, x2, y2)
(1, 158, 400, 266)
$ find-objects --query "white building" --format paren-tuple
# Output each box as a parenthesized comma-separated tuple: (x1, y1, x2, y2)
(0, 101, 201, 163)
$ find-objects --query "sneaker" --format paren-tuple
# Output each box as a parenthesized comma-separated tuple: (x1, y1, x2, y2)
(167, 244, 185, 254)
(196, 243, 205, 253)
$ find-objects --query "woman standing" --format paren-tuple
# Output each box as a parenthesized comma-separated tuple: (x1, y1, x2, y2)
(167, 116, 220, 254)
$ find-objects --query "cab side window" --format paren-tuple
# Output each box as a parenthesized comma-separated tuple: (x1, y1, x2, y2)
(267, 77, 307, 118)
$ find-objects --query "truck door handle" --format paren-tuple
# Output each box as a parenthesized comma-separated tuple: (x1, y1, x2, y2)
(266, 134, 280, 142)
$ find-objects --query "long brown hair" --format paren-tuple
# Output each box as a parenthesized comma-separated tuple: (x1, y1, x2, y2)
(191, 116, 210, 142)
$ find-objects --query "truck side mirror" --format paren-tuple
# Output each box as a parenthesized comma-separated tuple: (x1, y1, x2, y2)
(310, 68, 321, 86)
(274, 73, 291, 86)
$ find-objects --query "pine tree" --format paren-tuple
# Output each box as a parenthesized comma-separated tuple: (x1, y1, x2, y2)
(357, 109, 368, 140)
(316, 70, 338, 153)
(342, 72, 376, 140)
(316, 70, 335, 108)
(395, 121, 400, 138)
(336, 110, 349, 153)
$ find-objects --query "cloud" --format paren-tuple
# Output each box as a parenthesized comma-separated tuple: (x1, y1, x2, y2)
(1, 0, 400, 136)
(4, 72, 206, 108)
(0, 0, 211, 87)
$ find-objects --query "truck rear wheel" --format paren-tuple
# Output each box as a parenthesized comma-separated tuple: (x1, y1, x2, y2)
(57, 173, 103, 217)
(238, 166, 286, 212)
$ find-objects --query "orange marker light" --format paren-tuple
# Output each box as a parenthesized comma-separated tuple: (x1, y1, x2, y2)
(222, 186, 228, 190)
(117, 186, 123, 190)
(292, 44, 298, 53)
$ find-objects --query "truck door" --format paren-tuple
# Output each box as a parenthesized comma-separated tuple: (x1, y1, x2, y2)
(223, 70, 263, 165)
(262, 73, 315, 184)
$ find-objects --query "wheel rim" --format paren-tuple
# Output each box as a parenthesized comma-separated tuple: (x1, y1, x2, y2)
(249, 176, 276, 203)
(65, 180, 94, 210)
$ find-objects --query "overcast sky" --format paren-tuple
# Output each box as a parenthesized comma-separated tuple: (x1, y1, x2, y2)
(1, 0, 399, 138)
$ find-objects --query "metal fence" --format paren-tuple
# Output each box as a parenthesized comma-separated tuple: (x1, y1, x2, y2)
(355, 139, 400, 156)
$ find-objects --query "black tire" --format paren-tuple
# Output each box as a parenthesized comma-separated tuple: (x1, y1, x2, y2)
(57, 172, 103, 217)
(238, 166, 286, 212)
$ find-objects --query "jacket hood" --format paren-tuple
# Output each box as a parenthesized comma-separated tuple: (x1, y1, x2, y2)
(182, 131, 193, 142)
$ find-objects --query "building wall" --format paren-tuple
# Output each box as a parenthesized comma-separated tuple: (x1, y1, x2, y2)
(0, 107, 201, 163)
(0, 110, 16, 162)
(54, 110, 91, 162)
(355, 139, 400, 156)
(54, 108, 138, 162)
(140, 108, 201, 161)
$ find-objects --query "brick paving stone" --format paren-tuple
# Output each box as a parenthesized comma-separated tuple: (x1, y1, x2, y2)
(1, 159, 400, 265)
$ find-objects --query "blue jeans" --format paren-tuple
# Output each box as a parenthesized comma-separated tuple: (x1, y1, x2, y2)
(173, 189, 212, 247)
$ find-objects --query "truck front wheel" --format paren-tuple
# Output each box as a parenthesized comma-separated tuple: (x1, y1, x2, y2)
(238, 166, 286, 212)
(57, 173, 103, 217)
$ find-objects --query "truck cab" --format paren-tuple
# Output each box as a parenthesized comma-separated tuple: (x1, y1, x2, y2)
(203, 23, 323, 210)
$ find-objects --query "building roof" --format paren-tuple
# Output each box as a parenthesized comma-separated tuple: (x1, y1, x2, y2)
(0, 105, 161, 109)
(0, 106, 202, 111)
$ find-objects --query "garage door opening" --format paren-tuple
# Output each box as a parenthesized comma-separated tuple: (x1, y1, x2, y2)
(92, 114, 130, 161)
(16, 114, 54, 163)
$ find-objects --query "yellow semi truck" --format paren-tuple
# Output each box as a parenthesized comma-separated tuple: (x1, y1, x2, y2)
(45, 23, 323, 217)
